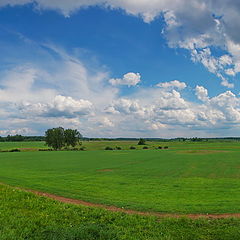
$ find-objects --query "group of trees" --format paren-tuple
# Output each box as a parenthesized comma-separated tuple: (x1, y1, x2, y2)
(0, 135, 45, 142)
(0, 135, 24, 142)
(45, 127, 82, 150)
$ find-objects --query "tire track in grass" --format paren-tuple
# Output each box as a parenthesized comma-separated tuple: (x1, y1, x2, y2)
(2, 182, 240, 219)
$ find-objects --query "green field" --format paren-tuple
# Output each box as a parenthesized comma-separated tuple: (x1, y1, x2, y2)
(2, 184, 240, 240)
(1, 139, 240, 151)
(0, 140, 163, 151)
(0, 141, 46, 150)
(1, 141, 240, 214)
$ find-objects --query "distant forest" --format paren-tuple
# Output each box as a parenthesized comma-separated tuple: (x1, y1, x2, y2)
(1, 135, 240, 142)
(0, 135, 45, 142)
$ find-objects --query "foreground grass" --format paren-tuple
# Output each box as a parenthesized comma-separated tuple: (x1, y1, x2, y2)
(1, 148, 240, 213)
(1, 184, 240, 240)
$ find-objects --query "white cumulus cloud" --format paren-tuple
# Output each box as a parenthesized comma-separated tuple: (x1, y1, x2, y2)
(156, 80, 186, 90)
(109, 72, 141, 87)
(195, 85, 209, 102)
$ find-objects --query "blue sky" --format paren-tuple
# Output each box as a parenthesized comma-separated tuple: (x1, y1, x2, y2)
(1, 1, 240, 138)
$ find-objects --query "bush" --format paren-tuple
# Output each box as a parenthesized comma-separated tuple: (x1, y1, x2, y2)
(164, 146, 169, 149)
(138, 138, 146, 145)
(116, 146, 122, 150)
(9, 149, 20, 152)
(39, 148, 53, 151)
(80, 147, 86, 151)
(143, 146, 148, 149)
(158, 146, 162, 149)
(130, 146, 136, 150)
(62, 147, 80, 151)
(105, 146, 114, 150)
(70, 148, 79, 151)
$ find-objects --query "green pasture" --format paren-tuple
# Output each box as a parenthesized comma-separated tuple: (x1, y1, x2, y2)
(1, 184, 240, 240)
(1, 139, 240, 151)
(1, 142, 240, 214)
(0, 141, 46, 150)
(0, 140, 159, 151)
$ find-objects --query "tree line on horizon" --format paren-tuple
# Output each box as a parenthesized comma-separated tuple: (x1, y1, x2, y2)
(1, 133, 240, 143)
(0, 135, 45, 142)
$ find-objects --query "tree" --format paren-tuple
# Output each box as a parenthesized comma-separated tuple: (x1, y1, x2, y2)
(45, 127, 65, 150)
(64, 129, 82, 148)
(138, 138, 146, 145)
(6, 134, 24, 142)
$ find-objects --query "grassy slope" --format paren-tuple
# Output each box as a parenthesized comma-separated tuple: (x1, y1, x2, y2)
(1, 184, 240, 240)
(1, 145, 240, 213)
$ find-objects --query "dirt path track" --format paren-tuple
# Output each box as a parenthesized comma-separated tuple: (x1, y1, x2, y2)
(3, 183, 240, 219)
(26, 189, 240, 219)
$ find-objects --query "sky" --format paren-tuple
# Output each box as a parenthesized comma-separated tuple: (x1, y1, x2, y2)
(1, 1, 240, 138)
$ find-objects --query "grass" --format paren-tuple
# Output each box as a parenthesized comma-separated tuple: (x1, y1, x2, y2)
(1, 139, 240, 151)
(1, 184, 240, 240)
(1, 142, 240, 213)
(0, 141, 46, 150)
(0, 140, 168, 151)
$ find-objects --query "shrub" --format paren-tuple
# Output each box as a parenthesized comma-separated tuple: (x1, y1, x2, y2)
(116, 146, 122, 150)
(143, 146, 148, 149)
(9, 149, 20, 152)
(105, 146, 114, 150)
(39, 148, 53, 151)
(164, 146, 169, 149)
(158, 146, 162, 149)
(74, 148, 80, 151)
(130, 146, 136, 150)
(138, 138, 146, 145)
(63, 147, 80, 151)
(80, 147, 86, 151)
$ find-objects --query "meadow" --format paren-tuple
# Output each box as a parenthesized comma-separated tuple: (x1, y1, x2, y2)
(1, 140, 240, 214)
(2, 184, 240, 240)
(0, 141, 46, 150)
(0, 139, 240, 151)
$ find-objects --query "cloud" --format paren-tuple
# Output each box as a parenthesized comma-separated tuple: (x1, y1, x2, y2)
(0, 66, 57, 103)
(109, 72, 141, 87)
(225, 68, 235, 77)
(154, 90, 188, 110)
(1, 7, 240, 137)
(156, 80, 186, 90)
(195, 85, 209, 102)
(2, 0, 240, 87)
(98, 117, 114, 127)
(110, 98, 145, 115)
(0, 0, 172, 21)
(103, 82, 240, 137)
(149, 122, 167, 130)
(191, 48, 234, 88)
(0, 42, 118, 105)
(19, 95, 93, 118)
(2, 64, 240, 137)
(0, 127, 35, 136)
(48, 95, 93, 117)
(0, 41, 120, 136)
